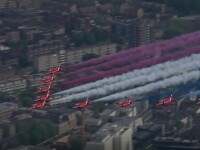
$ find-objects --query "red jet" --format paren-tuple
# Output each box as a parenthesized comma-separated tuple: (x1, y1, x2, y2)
(41, 75, 55, 84)
(33, 91, 50, 102)
(35, 84, 52, 94)
(115, 98, 134, 108)
(47, 65, 61, 75)
(156, 95, 177, 106)
(32, 101, 46, 109)
(73, 98, 91, 109)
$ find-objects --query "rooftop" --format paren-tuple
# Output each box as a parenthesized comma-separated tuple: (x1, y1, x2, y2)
(0, 102, 18, 113)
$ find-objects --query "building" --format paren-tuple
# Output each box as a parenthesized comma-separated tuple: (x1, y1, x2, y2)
(84, 124, 114, 150)
(111, 18, 154, 47)
(58, 113, 77, 135)
(0, 120, 16, 138)
(5, 30, 20, 43)
(27, 74, 43, 87)
(33, 42, 117, 72)
(65, 42, 117, 64)
(27, 39, 65, 61)
(0, 0, 16, 10)
(154, 137, 200, 150)
(18, 26, 40, 42)
(133, 124, 162, 150)
(85, 117, 136, 150)
(0, 77, 27, 93)
(33, 53, 59, 72)
(0, 102, 18, 120)
(84, 123, 132, 150)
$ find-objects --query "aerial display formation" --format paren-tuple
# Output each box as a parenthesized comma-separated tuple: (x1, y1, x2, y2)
(32, 31, 200, 109)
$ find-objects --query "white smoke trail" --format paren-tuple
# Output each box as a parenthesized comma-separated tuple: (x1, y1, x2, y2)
(55, 54, 200, 96)
(50, 57, 200, 104)
(93, 70, 200, 102)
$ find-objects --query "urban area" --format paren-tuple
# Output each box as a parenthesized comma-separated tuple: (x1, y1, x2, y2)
(1, 0, 200, 150)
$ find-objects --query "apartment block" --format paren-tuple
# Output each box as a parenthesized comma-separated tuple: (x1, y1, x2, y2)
(85, 117, 135, 150)
(58, 113, 77, 135)
(111, 18, 154, 47)
(33, 53, 59, 72)
(6, 30, 20, 43)
(0, 77, 27, 93)
(65, 43, 117, 64)
(27, 39, 65, 62)
(0, 0, 16, 10)
(0, 102, 18, 120)
(27, 74, 43, 87)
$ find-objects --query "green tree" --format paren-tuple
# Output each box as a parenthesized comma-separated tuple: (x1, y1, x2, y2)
(69, 137, 83, 150)
(21, 96, 32, 107)
(163, 20, 188, 39)
(19, 88, 36, 107)
(175, 120, 184, 130)
(72, 32, 84, 47)
(82, 53, 99, 61)
(91, 27, 106, 41)
(30, 130, 42, 145)
(43, 120, 57, 136)
(17, 131, 30, 145)
(84, 31, 96, 45)
(35, 124, 50, 140)
(93, 109, 100, 118)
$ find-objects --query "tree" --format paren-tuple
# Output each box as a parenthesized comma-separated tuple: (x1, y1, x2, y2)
(18, 88, 36, 107)
(17, 131, 30, 145)
(82, 53, 99, 61)
(69, 137, 83, 150)
(163, 20, 188, 39)
(30, 130, 42, 145)
(35, 124, 50, 140)
(91, 27, 106, 41)
(93, 109, 100, 118)
(84, 31, 96, 45)
(72, 32, 84, 47)
(21, 96, 32, 107)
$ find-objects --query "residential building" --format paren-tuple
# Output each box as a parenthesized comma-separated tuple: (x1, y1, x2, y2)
(0, 102, 18, 120)
(27, 74, 43, 87)
(0, 0, 16, 10)
(111, 18, 154, 47)
(0, 120, 16, 138)
(154, 137, 200, 150)
(84, 124, 114, 150)
(33, 53, 59, 72)
(33, 42, 117, 72)
(85, 117, 137, 150)
(5, 30, 20, 43)
(65, 43, 117, 64)
(58, 113, 77, 135)
(0, 77, 27, 93)
(27, 39, 65, 61)
(18, 26, 40, 42)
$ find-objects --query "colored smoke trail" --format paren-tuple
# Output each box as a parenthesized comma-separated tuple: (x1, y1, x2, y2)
(60, 45, 200, 88)
(56, 53, 200, 96)
(68, 31, 200, 69)
(62, 32, 200, 78)
(51, 57, 200, 105)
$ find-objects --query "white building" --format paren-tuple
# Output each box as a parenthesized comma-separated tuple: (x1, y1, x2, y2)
(0, 77, 27, 93)
(85, 116, 143, 150)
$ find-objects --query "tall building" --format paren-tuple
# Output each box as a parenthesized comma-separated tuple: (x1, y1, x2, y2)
(111, 18, 154, 47)
(0, 102, 18, 120)
(84, 117, 135, 150)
